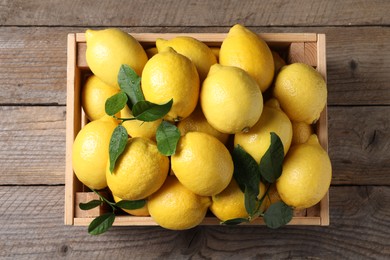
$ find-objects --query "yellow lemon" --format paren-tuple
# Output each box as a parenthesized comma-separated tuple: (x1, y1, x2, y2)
(273, 63, 327, 124)
(276, 134, 332, 209)
(113, 194, 150, 216)
(85, 28, 148, 87)
(156, 36, 217, 81)
(72, 116, 118, 190)
(177, 105, 229, 144)
(234, 98, 292, 163)
(210, 179, 267, 222)
(219, 24, 274, 92)
(120, 106, 162, 141)
(148, 175, 211, 230)
(210, 47, 220, 61)
(272, 51, 286, 74)
(201, 64, 263, 134)
(171, 132, 234, 196)
(141, 47, 200, 121)
(106, 137, 169, 200)
(291, 121, 314, 145)
(145, 47, 158, 59)
(81, 75, 120, 121)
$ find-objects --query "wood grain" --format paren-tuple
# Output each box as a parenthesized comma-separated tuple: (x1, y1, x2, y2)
(0, 106, 388, 186)
(0, 106, 65, 185)
(0, 185, 388, 259)
(328, 106, 390, 185)
(1, 0, 389, 27)
(1, 26, 389, 106)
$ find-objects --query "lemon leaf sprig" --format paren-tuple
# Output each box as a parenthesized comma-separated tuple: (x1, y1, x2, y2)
(104, 65, 181, 173)
(108, 125, 128, 173)
(223, 132, 293, 228)
(79, 189, 146, 235)
(117, 64, 143, 109)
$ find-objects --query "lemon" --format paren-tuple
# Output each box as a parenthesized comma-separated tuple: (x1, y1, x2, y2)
(234, 98, 292, 163)
(145, 47, 158, 59)
(219, 24, 274, 92)
(141, 47, 200, 121)
(148, 175, 211, 230)
(85, 28, 148, 87)
(120, 106, 162, 141)
(276, 134, 332, 209)
(210, 179, 267, 222)
(274, 63, 327, 124)
(210, 47, 220, 61)
(272, 51, 286, 74)
(106, 137, 169, 200)
(291, 121, 314, 145)
(81, 75, 120, 121)
(201, 64, 263, 134)
(156, 36, 217, 81)
(171, 132, 234, 196)
(113, 194, 149, 216)
(177, 105, 229, 144)
(72, 116, 118, 190)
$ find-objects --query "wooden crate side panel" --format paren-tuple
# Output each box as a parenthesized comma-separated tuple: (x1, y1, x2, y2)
(65, 33, 77, 225)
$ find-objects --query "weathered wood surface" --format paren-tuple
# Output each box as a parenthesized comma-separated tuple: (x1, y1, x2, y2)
(0, 0, 389, 258)
(0, 186, 389, 259)
(1, 26, 389, 106)
(1, 0, 389, 27)
(0, 106, 388, 185)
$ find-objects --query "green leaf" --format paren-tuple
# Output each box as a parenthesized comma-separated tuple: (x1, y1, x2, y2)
(105, 91, 128, 116)
(231, 145, 261, 195)
(115, 199, 146, 210)
(79, 200, 103, 211)
(244, 186, 258, 217)
(88, 212, 116, 235)
(259, 132, 285, 183)
(263, 201, 293, 229)
(132, 99, 173, 122)
(117, 64, 143, 109)
(221, 218, 250, 225)
(156, 121, 181, 156)
(109, 125, 128, 173)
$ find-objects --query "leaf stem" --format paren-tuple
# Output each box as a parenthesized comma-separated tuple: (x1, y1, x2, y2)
(91, 189, 116, 211)
(113, 116, 138, 122)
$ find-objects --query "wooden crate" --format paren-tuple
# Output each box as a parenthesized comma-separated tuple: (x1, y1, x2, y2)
(65, 32, 329, 226)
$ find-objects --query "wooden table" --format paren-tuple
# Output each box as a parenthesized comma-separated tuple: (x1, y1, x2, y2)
(1, 1, 389, 258)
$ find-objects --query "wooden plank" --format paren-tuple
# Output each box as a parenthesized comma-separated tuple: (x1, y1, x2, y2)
(1, 26, 389, 106)
(0, 105, 389, 186)
(0, 106, 66, 185)
(328, 106, 390, 185)
(1, 0, 389, 27)
(0, 185, 388, 258)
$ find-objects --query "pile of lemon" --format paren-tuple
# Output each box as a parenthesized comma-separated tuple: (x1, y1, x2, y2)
(72, 24, 332, 230)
